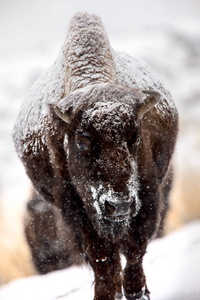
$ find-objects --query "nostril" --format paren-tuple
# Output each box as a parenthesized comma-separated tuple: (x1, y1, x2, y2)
(105, 200, 116, 216)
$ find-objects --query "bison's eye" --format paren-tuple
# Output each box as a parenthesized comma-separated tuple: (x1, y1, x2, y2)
(128, 131, 140, 147)
(136, 136, 141, 146)
(76, 135, 91, 152)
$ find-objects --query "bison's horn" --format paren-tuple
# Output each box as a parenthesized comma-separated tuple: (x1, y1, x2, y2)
(54, 106, 71, 124)
(138, 90, 161, 118)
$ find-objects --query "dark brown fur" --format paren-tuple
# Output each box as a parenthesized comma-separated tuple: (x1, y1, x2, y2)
(14, 13, 178, 300)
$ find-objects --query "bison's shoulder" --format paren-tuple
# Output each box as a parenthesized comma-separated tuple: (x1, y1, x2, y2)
(112, 50, 177, 120)
(13, 48, 66, 157)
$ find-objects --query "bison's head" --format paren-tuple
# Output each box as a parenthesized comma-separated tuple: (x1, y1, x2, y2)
(54, 84, 160, 240)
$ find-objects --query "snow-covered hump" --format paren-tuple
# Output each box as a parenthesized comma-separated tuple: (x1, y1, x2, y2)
(13, 46, 66, 156)
(64, 13, 115, 93)
(13, 12, 176, 158)
(112, 50, 177, 118)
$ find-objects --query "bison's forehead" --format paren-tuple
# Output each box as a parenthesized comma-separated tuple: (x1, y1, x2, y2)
(81, 101, 136, 140)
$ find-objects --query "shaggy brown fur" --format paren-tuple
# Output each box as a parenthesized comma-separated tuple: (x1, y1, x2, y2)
(14, 13, 178, 300)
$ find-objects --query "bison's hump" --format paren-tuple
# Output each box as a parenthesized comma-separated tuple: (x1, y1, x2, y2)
(13, 12, 177, 158)
(113, 50, 177, 118)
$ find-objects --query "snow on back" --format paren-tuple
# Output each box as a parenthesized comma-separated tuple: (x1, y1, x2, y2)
(64, 13, 115, 93)
(13, 12, 116, 157)
(13, 46, 66, 156)
(112, 50, 177, 119)
(13, 12, 177, 160)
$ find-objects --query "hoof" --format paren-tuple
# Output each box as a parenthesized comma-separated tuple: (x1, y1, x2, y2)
(124, 286, 150, 300)
(141, 293, 150, 300)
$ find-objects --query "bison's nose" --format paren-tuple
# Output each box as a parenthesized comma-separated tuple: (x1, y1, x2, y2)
(104, 198, 134, 219)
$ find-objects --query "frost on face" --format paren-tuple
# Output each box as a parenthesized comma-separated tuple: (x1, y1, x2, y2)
(63, 134, 69, 159)
(90, 160, 140, 222)
(90, 185, 104, 218)
(127, 161, 141, 215)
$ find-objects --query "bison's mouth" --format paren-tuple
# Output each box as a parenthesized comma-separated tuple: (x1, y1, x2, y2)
(96, 212, 130, 241)
(104, 213, 129, 222)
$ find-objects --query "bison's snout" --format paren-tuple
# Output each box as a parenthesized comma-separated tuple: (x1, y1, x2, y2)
(91, 185, 139, 221)
(104, 196, 135, 221)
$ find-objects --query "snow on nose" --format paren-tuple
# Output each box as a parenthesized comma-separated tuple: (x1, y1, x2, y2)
(104, 198, 134, 218)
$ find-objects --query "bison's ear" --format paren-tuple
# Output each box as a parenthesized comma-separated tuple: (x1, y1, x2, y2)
(138, 90, 161, 118)
(54, 105, 72, 124)
(53, 96, 74, 124)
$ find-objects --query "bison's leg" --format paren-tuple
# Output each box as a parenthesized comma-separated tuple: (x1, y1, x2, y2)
(156, 166, 173, 238)
(25, 197, 74, 274)
(110, 249, 123, 299)
(86, 239, 121, 300)
(123, 261, 150, 300)
(122, 238, 150, 300)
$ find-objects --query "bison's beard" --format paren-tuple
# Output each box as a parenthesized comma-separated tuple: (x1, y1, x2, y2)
(89, 211, 131, 242)
(74, 179, 137, 241)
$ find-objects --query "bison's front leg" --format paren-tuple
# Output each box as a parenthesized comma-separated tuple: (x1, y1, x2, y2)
(86, 239, 122, 300)
(122, 238, 150, 300)
(123, 261, 150, 300)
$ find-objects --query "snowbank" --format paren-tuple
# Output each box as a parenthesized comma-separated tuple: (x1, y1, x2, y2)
(0, 221, 199, 300)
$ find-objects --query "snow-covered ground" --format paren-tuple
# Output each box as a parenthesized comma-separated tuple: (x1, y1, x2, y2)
(0, 0, 200, 299)
(0, 221, 200, 300)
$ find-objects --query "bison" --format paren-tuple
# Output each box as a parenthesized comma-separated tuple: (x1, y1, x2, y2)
(13, 12, 178, 300)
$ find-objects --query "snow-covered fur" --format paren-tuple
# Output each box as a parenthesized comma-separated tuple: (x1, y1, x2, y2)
(13, 12, 178, 300)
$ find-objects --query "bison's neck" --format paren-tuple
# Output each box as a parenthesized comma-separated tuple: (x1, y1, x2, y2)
(64, 13, 115, 94)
